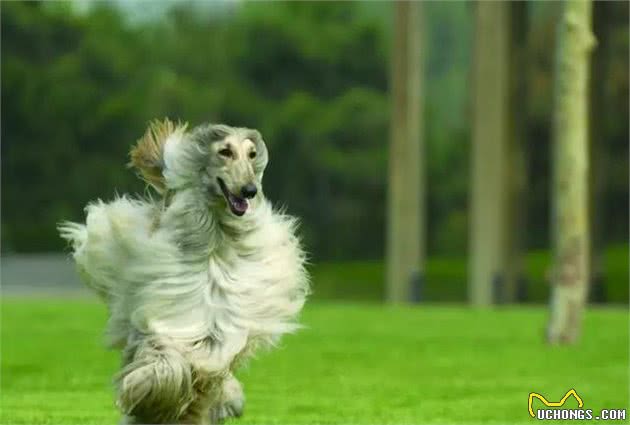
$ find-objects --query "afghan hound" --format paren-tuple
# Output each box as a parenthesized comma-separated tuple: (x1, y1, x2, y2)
(58, 120, 309, 424)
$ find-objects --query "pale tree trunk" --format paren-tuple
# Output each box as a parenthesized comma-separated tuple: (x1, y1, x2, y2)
(386, 0, 425, 303)
(468, 1, 511, 306)
(547, 0, 595, 344)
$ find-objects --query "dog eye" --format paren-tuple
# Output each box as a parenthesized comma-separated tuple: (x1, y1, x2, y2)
(219, 148, 233, 158)
(249, 151, 257, 159)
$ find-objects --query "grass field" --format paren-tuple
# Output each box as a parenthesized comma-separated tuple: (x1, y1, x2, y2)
(1, 298, 628, 424)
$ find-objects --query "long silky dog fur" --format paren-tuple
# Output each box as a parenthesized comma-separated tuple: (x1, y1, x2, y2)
(59, 120, 309, 424)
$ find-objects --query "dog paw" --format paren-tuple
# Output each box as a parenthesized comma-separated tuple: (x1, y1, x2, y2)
(209, 397, 244, 423)
(209, 375, 244, 423)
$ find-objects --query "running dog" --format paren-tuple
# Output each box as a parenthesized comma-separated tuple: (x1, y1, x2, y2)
(59, 120, 309, 424)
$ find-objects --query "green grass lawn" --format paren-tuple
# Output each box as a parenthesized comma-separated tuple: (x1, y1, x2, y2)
(1, 299, 628, 424)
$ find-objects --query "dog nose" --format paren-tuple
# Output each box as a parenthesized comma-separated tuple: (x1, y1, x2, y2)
(241, 183, 257, 199)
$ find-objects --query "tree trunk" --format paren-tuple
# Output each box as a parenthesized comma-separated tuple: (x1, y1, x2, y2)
(386, 1, 424, 303)
(468, 1, 511, 306)
(547, 0, 595, 344)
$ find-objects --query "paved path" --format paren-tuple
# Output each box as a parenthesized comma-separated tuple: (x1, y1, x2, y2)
(1, 254, 91, 296)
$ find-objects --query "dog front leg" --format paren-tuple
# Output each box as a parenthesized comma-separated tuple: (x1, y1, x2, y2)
(184, 332, 248, 425)
(208, 373, 245, 424)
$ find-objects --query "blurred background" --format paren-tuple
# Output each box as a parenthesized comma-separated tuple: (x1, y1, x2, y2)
(2, 0, 628, 304)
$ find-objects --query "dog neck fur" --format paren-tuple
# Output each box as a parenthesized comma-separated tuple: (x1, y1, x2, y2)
(117, 126, 307, 356)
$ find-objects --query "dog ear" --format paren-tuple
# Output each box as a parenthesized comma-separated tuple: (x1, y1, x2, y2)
(129, 119, 188, 194)
(248, 129, 269, 181)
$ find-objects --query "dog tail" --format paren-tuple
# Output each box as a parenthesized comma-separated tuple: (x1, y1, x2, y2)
(117, 342, 195, 423)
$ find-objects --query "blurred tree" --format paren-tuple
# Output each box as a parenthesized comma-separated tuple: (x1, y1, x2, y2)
(547, 0, 594, 344)
(1, 0, 626, 294)
(1, 2, 391, 259)
(386, 0, 424, 303)
(468, 1, 511, 306)
(224, 2, 390, 260)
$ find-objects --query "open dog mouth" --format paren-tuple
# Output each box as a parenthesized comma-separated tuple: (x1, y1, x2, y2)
(217, 178, 248, 216)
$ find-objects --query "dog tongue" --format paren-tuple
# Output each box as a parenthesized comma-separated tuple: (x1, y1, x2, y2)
(229, 194, 248, 214)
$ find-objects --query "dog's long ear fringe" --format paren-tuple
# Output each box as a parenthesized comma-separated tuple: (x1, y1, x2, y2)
(128, 118, 188, 194)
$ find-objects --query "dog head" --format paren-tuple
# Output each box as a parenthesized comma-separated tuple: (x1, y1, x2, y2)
(129, 120, 268, 217)
(190, 124, 268, 216)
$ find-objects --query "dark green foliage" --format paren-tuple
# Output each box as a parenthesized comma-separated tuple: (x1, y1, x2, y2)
(310, 244, 629, 304)
(1, 1, 628, 261)
(1, 2, 391, 258)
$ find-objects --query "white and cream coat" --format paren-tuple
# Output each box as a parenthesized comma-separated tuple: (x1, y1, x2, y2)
(59, 122, 309, 424)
